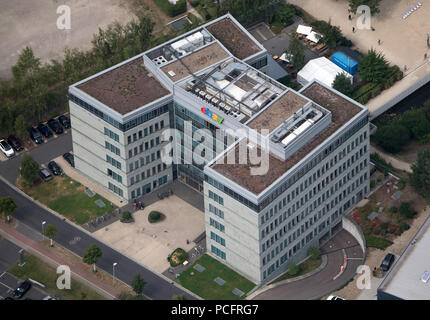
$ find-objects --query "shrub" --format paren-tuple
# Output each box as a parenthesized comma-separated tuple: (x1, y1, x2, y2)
(121, 211, 133, 223)
(308, 246, 320, 260)
(389, 206, 398, 214)
(377, 174, 384, 182)
(148, 211, 165, 223)
(370, 180, 376, 189)
(169, 248, 187, 267)
(380, 222, 388, 230)
(373, 228, 381, 235)
(399, 202, 417, 219)
(373, 123, 411, 153)
(287, 262, 300, 276)
(400, 222, 410, 231)
(397, 179, 406, 190)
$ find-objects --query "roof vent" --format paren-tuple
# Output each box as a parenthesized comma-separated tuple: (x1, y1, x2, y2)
(168, 70, 176, 77)
(421, 271, 430, 283)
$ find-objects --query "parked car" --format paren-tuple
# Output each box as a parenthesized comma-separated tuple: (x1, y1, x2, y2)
(58, 115, 71, 129)
(63, 152, 74, 167)
(42, 296, 56, 300)
(47, 118, 63, 135)
(327, 295, 345, 300)
(30, 127, 43, 144)
(0, 139, 15, 158)
(380, 253, 395, 272)
(39, 168, 53, 182)
(7, 135, 24, 152)
(13, 280, 31, 299)
(48, 161, 62, 176)
(37, 123, 53, 138)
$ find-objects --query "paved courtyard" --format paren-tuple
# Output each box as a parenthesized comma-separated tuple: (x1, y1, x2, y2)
(93, 195, 205, 273)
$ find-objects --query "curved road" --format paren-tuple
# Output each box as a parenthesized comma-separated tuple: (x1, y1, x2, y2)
(252, 230, 363, 300)
(0, 133, 195, 300)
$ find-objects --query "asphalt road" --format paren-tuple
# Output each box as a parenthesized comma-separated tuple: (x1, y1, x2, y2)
(253, 230, 363, 300)
(0, 133, 195, 300)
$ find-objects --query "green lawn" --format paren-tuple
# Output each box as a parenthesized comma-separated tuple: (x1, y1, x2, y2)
(25, 176, 115, 225)
(365, 235, 393, 250)
(270, 257, 322, 284)
(176, 254, 256, 300)
(8, 254, 105, 300)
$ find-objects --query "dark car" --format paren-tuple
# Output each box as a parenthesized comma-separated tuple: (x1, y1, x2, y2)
(37, 123, 53, 138)
(39, 167, 53, 182)
(30, 127, 43, 144)
(48, 161, 62, 176)
(7, 135, 24, 152)
(380, 253, 395, 272)
(63, 152, 74, 167)
(13, 280, 31, 299)
(58, 115, 71, 129)
(47, 118, 63, 135)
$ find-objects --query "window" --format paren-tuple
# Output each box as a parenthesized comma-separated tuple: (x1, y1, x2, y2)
(106, 155, 121, 169)
(209, 190, 224, 205)
(210, 218, 225, 232)
(105, 141, 120, 156)
(211, 245, 226, 260)
(104, 128, 119, 142)
(209, 204, 224, 219)
(211, 232, 225, 246)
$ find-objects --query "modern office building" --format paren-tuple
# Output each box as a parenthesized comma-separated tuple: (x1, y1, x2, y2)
(69, 14, 370, 285)
(377, 215, 430, 300)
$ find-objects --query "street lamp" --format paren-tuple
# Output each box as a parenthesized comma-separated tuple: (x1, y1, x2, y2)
(42, 221, 46, 239)
(112, 262, 118, 282)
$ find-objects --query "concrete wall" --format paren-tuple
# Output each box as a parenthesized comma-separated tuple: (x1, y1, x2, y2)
(342, 215, 366, 257)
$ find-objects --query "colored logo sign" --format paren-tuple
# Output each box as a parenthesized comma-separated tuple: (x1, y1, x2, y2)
(201, 108, 224, 124)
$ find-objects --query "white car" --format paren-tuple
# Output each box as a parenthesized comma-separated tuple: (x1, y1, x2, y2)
(0, 139, 15, 157)
(327, 295, 345, 300)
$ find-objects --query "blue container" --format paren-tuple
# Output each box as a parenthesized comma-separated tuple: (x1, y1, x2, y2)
(331, 52, 358, 75)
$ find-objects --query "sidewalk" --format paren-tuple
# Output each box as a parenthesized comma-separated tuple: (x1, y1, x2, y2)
(370, 145, 412, 173)
(0, 221, 119, 300)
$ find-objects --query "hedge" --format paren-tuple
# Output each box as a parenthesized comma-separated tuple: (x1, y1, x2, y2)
(154, 0, 187, 17)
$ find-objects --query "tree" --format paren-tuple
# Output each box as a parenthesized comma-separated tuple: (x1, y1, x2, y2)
(312, 20, 351, 50)
(410, 150, 430, 200)
(373, 123, 410, 153)
(275, 4, 296, 26)
(287, 262, 300, 276)
(0, 197, 17, 222)
(288, 34, 306, 70)
(45, 224, 58, 247)
(131, 274, 146, 296)
(14, 114, 28, 139)
(12, 46, 41, 82)
(332, 73, 354, 96)
(400, 110, 430, 143)
(19, 153, 40, 185)
(172, 294, 187, 300)
(348, 0, 381, 16)
(308, 246, 321, 260)
(358, 49, 389, 83)
(83, 244, 102, 273)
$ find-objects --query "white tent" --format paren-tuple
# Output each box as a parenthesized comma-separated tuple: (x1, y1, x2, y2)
(306, 31, 322, 43)
(297, 57, 353, 88)
(296, 25, 312, 36)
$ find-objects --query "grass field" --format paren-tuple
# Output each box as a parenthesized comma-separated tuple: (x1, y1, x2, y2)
(270, 257, 322, 284)
(176, 254, 256, 300)
(25, 176, 115, 225)
(8, 254, 105, 300)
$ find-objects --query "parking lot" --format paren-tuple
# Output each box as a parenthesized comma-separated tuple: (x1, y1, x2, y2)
(0, 238, 47, 300)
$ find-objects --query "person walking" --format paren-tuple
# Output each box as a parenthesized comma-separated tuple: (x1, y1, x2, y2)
(352, 27, 356, 33)
(378, 39, 381, 45)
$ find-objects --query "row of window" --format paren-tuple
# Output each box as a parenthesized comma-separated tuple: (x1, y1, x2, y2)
(208, 190, 224, 205)
(104, 127, 119, 142)
(128, 136, 162, 159)
(108, 182, 123, 197)
(130, 163, 168, 185)
(210, 232, 225, 247)
(210, 218, 225, 233)
(129, 151, 162, 172)
(209, 204, 224, 219)
(70, 94, 170, 132)
(127, 120, 165, 145)
(105, 141, 121, 156)
(107, 169, 123, 184)
(211, 245, 226, 260)
(106, 155, 122, 170)
(130, 175, 169, 199)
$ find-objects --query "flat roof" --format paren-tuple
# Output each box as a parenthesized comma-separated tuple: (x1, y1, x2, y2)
(247, 91, 309, 135)
(77, 57, 170, 115)
(378, 216, 430, 300)
(210, 82, 363, 195)
(206, 17, 262, 60)
(161, 42, 230, 82)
